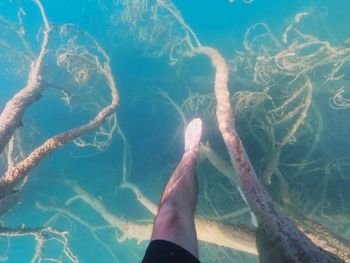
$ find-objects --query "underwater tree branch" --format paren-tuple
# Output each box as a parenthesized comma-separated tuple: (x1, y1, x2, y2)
(200, 134, 350, 261)
(0, 225, 78, 263)
(0, 12, 120, 201)
(0, 0, 50, 155)
(36, 202, 120, 262)
(66, 180, 259, 255)
(0, 82, 119, 199)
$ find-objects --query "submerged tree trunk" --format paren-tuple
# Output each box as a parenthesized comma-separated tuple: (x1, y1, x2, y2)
(196, 46, 346, 263)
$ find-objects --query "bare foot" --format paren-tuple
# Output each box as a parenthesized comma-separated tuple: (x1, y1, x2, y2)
(184, 118, 203, 153)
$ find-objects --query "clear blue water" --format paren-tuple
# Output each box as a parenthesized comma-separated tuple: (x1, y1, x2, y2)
(1, 0, 350, 262)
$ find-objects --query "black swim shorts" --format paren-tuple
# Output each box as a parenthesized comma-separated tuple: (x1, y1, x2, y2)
(142, 239, 201, 263)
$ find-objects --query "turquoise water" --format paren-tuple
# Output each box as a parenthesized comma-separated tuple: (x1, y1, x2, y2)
(1, 0, 350, 262)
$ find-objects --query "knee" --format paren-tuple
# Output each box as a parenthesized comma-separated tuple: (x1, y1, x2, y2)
(153, 201, 193, 236)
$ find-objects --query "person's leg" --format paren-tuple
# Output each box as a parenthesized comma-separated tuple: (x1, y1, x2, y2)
(151, 118, 202, 258)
